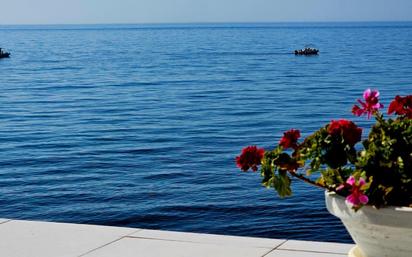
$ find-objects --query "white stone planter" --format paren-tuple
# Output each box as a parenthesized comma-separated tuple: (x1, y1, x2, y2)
(325, 191, 412, 257)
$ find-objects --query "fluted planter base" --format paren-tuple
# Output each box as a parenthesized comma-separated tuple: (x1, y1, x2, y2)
(348, 246, 363, 257)
(325, 191, 412, 257)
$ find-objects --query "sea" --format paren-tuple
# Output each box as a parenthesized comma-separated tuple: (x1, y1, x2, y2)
(0, 22, 411, 243)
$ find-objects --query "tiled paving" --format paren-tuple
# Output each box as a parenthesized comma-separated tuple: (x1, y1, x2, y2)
(0, 219, 10, 224)
(0, 219, 354, 257)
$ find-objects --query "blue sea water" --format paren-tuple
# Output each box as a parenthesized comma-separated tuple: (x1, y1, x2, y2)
(0, 22, 411, 243)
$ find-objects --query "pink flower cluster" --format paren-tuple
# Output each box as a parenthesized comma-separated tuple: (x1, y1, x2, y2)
(352, 89, 384, 119)
(338, 176, 369, 207)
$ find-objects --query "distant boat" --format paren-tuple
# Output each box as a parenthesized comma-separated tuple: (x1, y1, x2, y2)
(294, 47, 319, 56)
(0, 48, 11, 59)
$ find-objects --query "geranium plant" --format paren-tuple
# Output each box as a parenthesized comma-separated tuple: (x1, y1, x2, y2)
(236, 89, 412, 209)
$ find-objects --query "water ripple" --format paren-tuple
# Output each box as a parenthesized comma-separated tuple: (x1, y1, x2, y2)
(0, 23, 411, 243)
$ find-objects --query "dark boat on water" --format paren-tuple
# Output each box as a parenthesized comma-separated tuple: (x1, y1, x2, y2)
(0, 48, 11, 58)
(295, 47, 319, 56)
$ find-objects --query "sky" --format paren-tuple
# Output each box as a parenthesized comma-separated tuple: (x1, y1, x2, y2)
(0, 0, 411, 25)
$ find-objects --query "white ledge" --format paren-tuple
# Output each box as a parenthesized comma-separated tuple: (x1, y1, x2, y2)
(0, 219, 354, 257)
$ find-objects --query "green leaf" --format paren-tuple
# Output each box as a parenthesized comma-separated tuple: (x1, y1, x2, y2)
(273, 170, 292, 197)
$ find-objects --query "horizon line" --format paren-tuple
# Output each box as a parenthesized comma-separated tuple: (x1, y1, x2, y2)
(1, 20, 412, 27)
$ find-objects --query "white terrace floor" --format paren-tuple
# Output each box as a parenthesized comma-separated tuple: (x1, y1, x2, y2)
(0, 218, 354, 257)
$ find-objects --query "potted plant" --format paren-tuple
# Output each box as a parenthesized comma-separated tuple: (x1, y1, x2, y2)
(236, 89, 412, 257)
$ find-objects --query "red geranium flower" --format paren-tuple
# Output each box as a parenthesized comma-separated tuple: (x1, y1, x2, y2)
(352, 89, 384, 119)
(388, 95, 412, 118)
(236, 146, 265, 172)
(279, 129, 301, 149)
(328, 120, 362, 146)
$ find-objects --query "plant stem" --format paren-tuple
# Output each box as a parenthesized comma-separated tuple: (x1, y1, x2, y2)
(287, 170, 336, 192)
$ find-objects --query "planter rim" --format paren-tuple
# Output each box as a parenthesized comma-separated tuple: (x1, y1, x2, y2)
(326, 191, 412, 212)
(325, 191, 412, 228)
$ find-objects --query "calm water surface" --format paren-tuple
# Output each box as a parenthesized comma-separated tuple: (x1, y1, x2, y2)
(0, 23, 411, 243)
